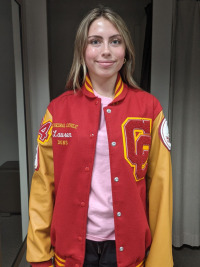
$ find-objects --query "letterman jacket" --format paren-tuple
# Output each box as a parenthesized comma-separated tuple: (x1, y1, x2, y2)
(27, 74, 173, 267)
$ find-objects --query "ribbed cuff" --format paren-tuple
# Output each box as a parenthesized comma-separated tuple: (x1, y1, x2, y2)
(31, 259, 53, 267)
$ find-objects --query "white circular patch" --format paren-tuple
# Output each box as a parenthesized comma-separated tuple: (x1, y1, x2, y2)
(159, 118, 171, 151)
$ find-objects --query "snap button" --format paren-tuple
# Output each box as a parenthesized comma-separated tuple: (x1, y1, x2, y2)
(111, 142, 116, 146)
(119, 246, 124, 252)
(90, 133, 94, 138)
(80, 202, 85, 207)
(78, 236, 82, 241)
(114, 177, 119, 182)
(95, 100, 99, 105)
(117, 212, 121, 217)
(85, 167, 89, 172)
(106, 109, 111, 113)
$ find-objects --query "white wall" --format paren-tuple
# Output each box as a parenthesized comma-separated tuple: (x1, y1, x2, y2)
(12, 0, 29, 241)
(23, 0, 50, 178)
(0, 0, 19, 166)
(11, 0, 50, 239)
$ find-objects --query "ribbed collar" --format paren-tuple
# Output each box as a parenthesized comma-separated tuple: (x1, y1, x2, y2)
(82, 73, 128, 104)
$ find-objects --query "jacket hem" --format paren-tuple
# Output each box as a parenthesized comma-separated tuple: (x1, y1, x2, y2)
(31, 259, 53, 267)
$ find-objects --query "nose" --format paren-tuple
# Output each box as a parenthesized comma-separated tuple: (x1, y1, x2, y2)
(101, 42, 111, 57)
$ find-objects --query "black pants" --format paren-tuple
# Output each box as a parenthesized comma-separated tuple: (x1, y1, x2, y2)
(83, 239, 117, 267)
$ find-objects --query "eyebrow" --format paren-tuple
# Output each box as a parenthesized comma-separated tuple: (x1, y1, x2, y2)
(88, 34, 122, 39)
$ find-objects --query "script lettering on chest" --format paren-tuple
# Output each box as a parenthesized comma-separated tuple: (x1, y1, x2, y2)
(122, 117, 152, 181)
(52, 122, 78, 146)
(52, 130, 72, 138)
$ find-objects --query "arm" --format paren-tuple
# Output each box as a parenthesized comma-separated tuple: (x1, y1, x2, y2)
(26, 108, 55, 267)
(145, 111, 173, 267)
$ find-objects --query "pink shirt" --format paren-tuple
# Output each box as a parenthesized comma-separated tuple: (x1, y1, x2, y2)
(86, 91, 115, 241)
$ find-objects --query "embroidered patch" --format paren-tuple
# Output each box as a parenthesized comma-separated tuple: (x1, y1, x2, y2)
(52, 122, 78, 146)
(37, 120, 52, 144)
(52, 130, 72, 138)
(121, 117, 152, 181)
(159, 118, 171, 151)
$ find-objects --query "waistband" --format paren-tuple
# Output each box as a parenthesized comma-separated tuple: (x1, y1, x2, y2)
(54, 252, 144, 267)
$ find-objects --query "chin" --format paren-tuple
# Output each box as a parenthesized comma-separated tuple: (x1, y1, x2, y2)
(96, 69, 120, 78)
(98, 73, 117, 80)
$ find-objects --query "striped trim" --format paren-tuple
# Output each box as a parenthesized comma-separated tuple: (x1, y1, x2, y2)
(136, 259, 144, 267)
(84, 74, 124, 98)
(114, 76, 124, 99)
(115, 76, 122, 93)
(86, 75, 92, 87)
(85, 75, 93, 94)
(55, 253, 66, 266)
(55, 259, 65, 266)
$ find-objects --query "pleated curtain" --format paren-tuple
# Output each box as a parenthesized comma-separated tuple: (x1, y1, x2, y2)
(170, 0, 200, 247)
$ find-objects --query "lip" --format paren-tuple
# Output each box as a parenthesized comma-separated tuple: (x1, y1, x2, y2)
(96, 60, 116, 67)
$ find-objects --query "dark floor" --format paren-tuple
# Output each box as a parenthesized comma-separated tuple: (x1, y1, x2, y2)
(0, 214, 200, 266)
(173, 245, 200, 267)
(0, 214, 22, 266)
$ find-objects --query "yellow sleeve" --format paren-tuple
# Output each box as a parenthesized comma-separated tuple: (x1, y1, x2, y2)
(145, 111, 173, 267)
(26, 108, 55, 263)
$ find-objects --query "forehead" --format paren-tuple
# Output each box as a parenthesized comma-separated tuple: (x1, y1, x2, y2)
(88, 17, 120, 36)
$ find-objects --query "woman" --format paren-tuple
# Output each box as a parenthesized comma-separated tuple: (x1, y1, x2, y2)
(27, 6, 173, 267)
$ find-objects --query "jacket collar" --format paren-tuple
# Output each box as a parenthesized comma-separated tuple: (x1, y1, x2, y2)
(82, 73, 128, 104)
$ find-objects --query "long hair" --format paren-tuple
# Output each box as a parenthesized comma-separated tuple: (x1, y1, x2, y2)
(66, 6, 138, 90)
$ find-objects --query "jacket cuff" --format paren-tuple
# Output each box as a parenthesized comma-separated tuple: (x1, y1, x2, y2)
(31, 259, 53, 267)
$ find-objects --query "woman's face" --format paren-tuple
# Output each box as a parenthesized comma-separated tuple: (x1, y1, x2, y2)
(85, 17, 125, 81)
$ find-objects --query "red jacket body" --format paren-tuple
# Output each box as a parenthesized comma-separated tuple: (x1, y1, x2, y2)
(27, 76, 173, 267)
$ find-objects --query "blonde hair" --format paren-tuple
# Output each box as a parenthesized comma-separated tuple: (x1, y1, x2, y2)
(66, 6, 138, 90)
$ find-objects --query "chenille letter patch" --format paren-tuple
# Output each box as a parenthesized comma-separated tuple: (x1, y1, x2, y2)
(122, 117, 152, 182)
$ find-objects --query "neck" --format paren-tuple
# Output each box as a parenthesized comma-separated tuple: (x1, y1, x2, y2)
(89, 73, 118, 98)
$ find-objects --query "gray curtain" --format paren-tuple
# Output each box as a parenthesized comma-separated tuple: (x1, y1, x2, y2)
(170, 0, 200, 247)
(140, 3, 152, 93)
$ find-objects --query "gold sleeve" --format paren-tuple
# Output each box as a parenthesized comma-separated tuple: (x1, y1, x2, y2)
(26, 108, 55, 263)
(145, 111, 173, 267)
